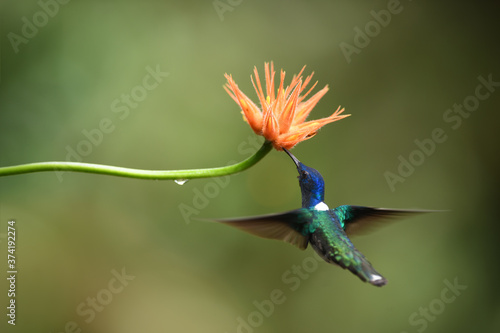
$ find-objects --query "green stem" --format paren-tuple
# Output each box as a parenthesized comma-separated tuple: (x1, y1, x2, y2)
(0, 141, 273, 180)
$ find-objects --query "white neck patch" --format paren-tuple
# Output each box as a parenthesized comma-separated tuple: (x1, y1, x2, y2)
(314, 202, 330, 211)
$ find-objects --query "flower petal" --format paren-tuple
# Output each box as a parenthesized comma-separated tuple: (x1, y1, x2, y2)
(287, 65, 306, 96)
(265, 62, 276, 102)
(262, 109, 280, 142)
(225, 74, 263, 133)
(277, 107, 349, 149)
(278, 79, 301, 134)
(293, 85, 329, 125)
(293, 106, 350, 134)
(274, 131, 310, 150)
(251, 66, 267, 109)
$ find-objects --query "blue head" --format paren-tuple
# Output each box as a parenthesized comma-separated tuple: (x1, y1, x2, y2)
(283, 149, 325, 208)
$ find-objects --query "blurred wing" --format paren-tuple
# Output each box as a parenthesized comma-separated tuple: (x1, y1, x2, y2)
(333, 205, 441, 236)
(210, 209, 312, 250)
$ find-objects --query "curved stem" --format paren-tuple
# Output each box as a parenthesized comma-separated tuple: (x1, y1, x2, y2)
(0, 141, 273, 180)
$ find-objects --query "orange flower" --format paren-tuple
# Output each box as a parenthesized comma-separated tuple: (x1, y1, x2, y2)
(224, 62, 349, 150)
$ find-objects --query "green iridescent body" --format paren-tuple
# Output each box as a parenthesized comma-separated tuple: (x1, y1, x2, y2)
(309, 209, 382, 284)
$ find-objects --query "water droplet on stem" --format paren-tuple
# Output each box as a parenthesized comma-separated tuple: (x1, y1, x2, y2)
(174, 179, 189, 185)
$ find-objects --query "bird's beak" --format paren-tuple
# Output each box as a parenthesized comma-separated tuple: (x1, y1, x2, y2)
(283, 148, 301, 169)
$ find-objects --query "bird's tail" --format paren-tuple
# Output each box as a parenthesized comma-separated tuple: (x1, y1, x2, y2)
(349, 256, 387, 287)
(327, 248, 388, 287)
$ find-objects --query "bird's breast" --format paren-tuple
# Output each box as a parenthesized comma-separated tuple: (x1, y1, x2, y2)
(309, 211, 356, 263)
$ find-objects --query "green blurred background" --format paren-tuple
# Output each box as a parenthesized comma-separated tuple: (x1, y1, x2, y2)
(1, 1, 499, 332)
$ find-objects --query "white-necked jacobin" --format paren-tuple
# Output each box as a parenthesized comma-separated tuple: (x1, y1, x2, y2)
(216, 149, 436, 287)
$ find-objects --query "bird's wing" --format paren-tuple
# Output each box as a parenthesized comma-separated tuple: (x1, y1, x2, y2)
(207, 209, 313, 250)
(332, 205, 441, 236)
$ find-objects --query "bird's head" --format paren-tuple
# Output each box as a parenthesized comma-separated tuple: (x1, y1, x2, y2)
(283, 149, 325, 208)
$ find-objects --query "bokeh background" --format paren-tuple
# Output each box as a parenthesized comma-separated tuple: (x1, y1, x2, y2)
(1, 1, 499, 332)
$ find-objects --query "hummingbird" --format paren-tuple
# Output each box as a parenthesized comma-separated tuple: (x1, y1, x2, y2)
(215, 149, 436, 287)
